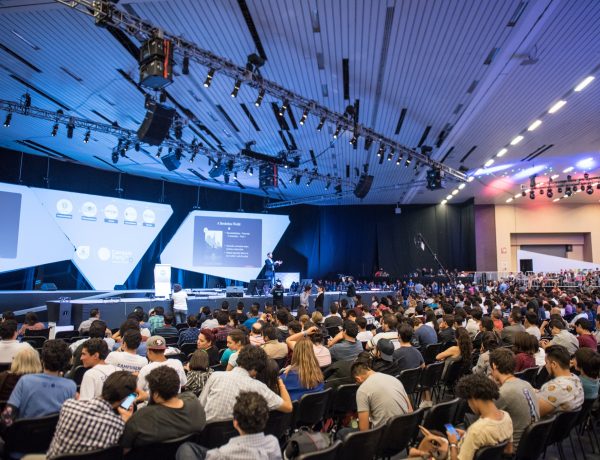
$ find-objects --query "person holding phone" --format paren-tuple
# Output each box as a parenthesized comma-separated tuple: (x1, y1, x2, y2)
(46, 371, 137, 459)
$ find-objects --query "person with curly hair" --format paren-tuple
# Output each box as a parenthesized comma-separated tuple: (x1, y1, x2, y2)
(410, 373, 513, 460)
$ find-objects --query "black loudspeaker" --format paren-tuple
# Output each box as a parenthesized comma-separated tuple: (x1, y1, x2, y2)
(354, 174, 374, 198)
(137, 102, 175, 145)
(225, 286, 244, 297)
(565, 244, 573, 252)
(520, 259, 533, 273)
(259, 164, 278, 189)
(161, 153, 181, 171)
(41, 283, 58, 291)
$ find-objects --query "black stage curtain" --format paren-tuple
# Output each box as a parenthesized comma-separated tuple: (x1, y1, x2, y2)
(0, 148, 475, 289)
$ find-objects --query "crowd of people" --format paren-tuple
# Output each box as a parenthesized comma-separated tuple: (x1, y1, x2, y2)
(0, 272, 598, 459)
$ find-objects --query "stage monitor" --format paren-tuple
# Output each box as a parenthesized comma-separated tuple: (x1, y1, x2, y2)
(0, 182, 74, 273)
(33, 188, 173, 290)
(160, 210, 290, 283)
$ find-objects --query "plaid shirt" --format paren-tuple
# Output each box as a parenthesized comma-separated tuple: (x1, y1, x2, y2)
(47, 398, 124, 459)
(178, 327, 200, 347)
(148, 315, 164, 334)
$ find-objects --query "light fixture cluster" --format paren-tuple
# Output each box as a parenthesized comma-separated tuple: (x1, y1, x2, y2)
(516, 172, 600, 202)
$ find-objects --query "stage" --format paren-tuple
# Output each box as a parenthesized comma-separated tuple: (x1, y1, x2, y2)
(4, 289, 397, 329)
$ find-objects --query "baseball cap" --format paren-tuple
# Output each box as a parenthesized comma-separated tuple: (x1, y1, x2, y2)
(377, 338, 395, 362)
(146, 335, 167, 350)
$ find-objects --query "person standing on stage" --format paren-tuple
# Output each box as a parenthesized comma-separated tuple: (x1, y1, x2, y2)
(264, 252, 283, 285)
(171, 284, 188, 325)
(271, 280, 285, 309)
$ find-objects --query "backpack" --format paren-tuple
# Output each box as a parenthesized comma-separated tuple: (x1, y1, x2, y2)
(283, 427, 332, 459)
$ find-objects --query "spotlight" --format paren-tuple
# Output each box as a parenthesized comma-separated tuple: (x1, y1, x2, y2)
(565, 189, 572, 197)
(51, 123, 59, 136)
(396, 157, 401, 165)
(299, 109, 308, 125)
(134, 142, 140, 152)
(364, 137, 373, 151)
(255, 88, 265, 107)
(156, 146, 163, 158)
(306, 177, 313, 186)
(557, 186, 563, 193)
(231, 79, 242, 97)
(547, 189, 553, 198)
(350, 132, 358, 145)
(84, 130, 90, 143)
(521, 190, 526, 197)
(112, 150, 119, 164)
(249, 167, 253, 176)
(203, 68, 215, 87)
(529, 191, 535, 200)
(333, 125, 342, 139)
(182, 54, 189, 75)
(159, 90, 167, 103)
(278, 99, 288, 116)
(288, 175, 295, 183)
(584, 172, 589, 180)
(325, 176, 331, 189)
(317, 116, 326, 131)
(586, 185, 593, 195)
(580, 185, 585, 192)
(66, 118, 75, 139)
(387, 153, 393, 161)
(405, 156, 412, 167)
(3, 112, 12, 127)
(377, 144, 385, 157)
(539, 189, 544, 195)
(597, 184, 600, 190)
(566, 186, 571, 193)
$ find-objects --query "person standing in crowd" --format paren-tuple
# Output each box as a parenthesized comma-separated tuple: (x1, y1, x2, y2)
(171, 284, 188, 325)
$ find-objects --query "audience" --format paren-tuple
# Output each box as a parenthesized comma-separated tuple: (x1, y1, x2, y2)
(224, 329, 249, 370)
(512, 331, 538, 372)
(538, 345, 584, 417)
(328, 320, 363, 362)
(438, 314, 456, 344)
(366, 314, 399, 351)
(286, 326, 331, 367)
(77, 308, 100, 335)
(0, 346, 42, 400)
(186, 349, 214, 397)
(0, 320, 33, 364)
(501, 310, 526, 345)
(122, 366, 206, 450)
(177, 391, 281, 460)
(154, 314, 178, 337)
(248, 322, 265, 346)
(200, 345, 293, 423)
(473, 331, 500, 376)
(262, 325, 288, 360)
(196, 329, 220, 366)
(137, 335, 187, 397)
(540, 319, 579, 355)
(105, 329, 148, 373)
(571, 347, 600, 401)
(79, 338, 120, 400)
(17, 312, 45, 336)
(70, 320, 115, 353)
(489, 348, 539, 448)
(574, 318, 597, 349)
(47, 371, 137, 459)
(392, 324, 424, 371)
(280, 338, 324, 400)
(524, 311, 541, 340)
(178, 315, 200, 347)
(148, 307, 165, 335)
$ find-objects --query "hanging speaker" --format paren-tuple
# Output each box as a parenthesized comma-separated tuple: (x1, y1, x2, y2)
(354, 174, 374, 198)
(161, 153, 181, 171)
(137, 101, 175, 146)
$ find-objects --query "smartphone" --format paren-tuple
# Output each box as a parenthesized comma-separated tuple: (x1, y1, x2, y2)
(120, 393, 137, 410)
(445, 423, 460, 440)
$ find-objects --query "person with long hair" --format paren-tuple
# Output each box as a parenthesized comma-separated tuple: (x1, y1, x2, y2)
(513, 332, 537, 372)
(0, 347, 42, 400)
(17, 312, 45, 336)
(255, 358, 281, 396)
(281, 338, 324, 401)
(196, 329, 220, 366)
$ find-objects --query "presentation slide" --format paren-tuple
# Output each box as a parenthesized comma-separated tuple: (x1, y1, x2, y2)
(0, 183, 74, 273)
(161, 210, 290, 282)
(33, 188, 173, 290)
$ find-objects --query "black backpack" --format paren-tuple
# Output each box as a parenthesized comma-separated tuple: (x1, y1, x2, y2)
(283, 428, 332, 459)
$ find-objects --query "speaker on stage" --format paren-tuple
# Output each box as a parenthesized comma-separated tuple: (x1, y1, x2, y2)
(354, 174, 374, 198)
(225, 286, 244, 297)
(161, 153, 181, 171)
(137, 101, 175, 145)
(41, 283, 57, 291)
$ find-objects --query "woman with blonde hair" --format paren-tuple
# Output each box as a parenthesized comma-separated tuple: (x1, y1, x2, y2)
(0, 346, 42, 400)
(281, 337, 324, 401)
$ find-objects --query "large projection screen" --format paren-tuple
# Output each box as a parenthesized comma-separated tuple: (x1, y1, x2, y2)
(160, 210, 290, 282)
(33, 188, 173, 290)
(0, 182, 74, 273)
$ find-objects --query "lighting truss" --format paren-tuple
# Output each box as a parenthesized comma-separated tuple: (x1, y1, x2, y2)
(55, 0, 467, 183)
(522, 175, 600, 198)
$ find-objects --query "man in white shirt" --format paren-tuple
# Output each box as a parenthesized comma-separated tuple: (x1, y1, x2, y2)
(70, 320, 115, 353)
(0, 320, 33, 364)
(171, 284, 188, 325)
(105, 329, 148, 373)
(366, 314, 399, 351)
(79, 338, 120, 400)
(524, 312, 541, 341)
(137, 336, 187, 397)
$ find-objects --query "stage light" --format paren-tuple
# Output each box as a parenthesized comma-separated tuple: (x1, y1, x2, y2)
(254, 88, 265, 107)
(510, 135, 524, 145)
(396, 157, 401, 166)
(522, 190, 526, 197)
(299, 109, 309, 125)
(586, 185, 593, 195)
(597, 183, 600, 190)
(529, 191, 535, 199)
(581, 184, 585, 192)
(527, 120, 542, 131)
(182, 54, 189, 75)
(278, 99, 288, 116)
(203, 69, 215, 87)
(134, 142, 141, 152)
(306, 177, 313, 186)
(506, 197, 513, 203)
(539, 189, 544, 195)
(84, 130, 90, 143)
(231, 79, 242, 97)
(325, 177, 331, 189)
(249, 167, 253, 176)
(467, 176, 474, 182)
(558, 186, 563, 193)
(51, 123, 59, 136)
(288, 175, 295, 183)
(441, 199, 447, 205)
(3, 112, 12, 127)
(156, 146, 163, 158)
(452, 189, 459, 196)
(377, 144, 384, 157)
(317, 116, 326, 131)
(350, 132, 358, 145)
(387, 153, 392, 161)
(66, 118, 75, 139)
(547, 189, 553, 198)
(405, 156, 412, 167)
(333, 125, 342, 139)
(484, 159, 494, 167)
(112, 150, 119, 164)
(446, 195, 453, 200)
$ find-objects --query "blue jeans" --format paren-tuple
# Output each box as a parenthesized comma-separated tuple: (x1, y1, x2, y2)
(174, 310, 187, 325)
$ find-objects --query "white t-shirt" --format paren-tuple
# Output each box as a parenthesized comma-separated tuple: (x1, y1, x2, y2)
(105, 351, 148, 373)
(356, 330, 374, 343)
(526, 325, 541, 341)
(79, 363, 120, 400)
(172, 290, 188, 311)
(137, 359, 187, 392)
(0, 340, 33, 364)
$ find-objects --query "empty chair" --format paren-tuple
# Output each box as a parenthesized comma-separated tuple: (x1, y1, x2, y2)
(294, 388, 333, 429)
(378, 407, 425, 459)
(264, 410, 293, 442)
(439, 359, 466, 399)
(574, 398, 598, 457)
(398, 367, 422, 405)
(473, 440, 509, 460)
(416, 361, 444, 404)
(125, 433, 197, 460)
(53, 445, 123, 460)
(422, 343, 443, 365)
(164, 335, 179, 347)
(338, 424, 385, 460)
(514, 415, 556, 460)
(515, 366, 539, 386)
(55, 330, 79, 340)
(22, 336, 46, 349)
(297, 440, 342, 460)
(179, 342, 197, 357)
(198, 419, 238, 449)
(3, 413, 59, 456)
(422, 398, 460, 433)
(545, 410, 581, 460)
(25, 328, 50, 338)
(329, 384, 358, 421)
(175, 324, 188, 331)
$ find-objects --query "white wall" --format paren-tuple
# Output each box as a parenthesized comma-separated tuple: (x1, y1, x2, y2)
(517, 250, 600, 273)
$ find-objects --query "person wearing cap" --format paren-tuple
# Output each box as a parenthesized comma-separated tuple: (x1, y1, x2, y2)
(136, 336, 187, 399)
(328, 320, 363, 362)
(370, 338, 399, 375)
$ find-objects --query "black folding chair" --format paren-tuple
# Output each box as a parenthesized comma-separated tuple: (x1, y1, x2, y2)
(515, 366, 539, 386)
(329, 384, 358, 423)
(68, 365, 89, 387)
(398, 367, 422, 406)
(416, 361, 444, 405)
(422, 398, 460, 433)
(514, 415, 556, 460)
(25, 328, 50, 338)
(378, 407, 425, 459)
(338, 423, 385, 460)
(294, 388, 333, 429)
(297, 440, 342, 460)
(55, 330, 79, 340)
(474, 440, 509, 460)
(22, 336, 46, 349)
(422, 343, 443, 364)
(179, 342, 197, 357)
(545, 410, 581, 460)
(4, 413, 59, 456)
(125, 433, 197, 460)
(198, 419, 238, 449)
(264, 410, 293, 443)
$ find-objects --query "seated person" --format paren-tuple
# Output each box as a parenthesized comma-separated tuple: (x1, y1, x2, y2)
(0, 346, 42, 401)
(410, 373, 513, 460)
(2, 340, 75, 424)
(438, 315, 456, 344)
(392, 324, 424, 371)
(185, 350, 214, 397)
(574, 318, 598, 350)
(262, 325, 289, 360)
(512, 332, 538, 372)
(328, 321, 363, 362)
(79, 338, 120, 400)
(47, 371, 137, 459)
(473, 332, 500, 377)
(178, 315, 201, 347)
(105, 329, 148, 374)
(538, 345, 584, 417)
(370, 338, 399, 375)
(176, 391, 281, 460)
(137, 336, 187, 398)
(0, 320, 33, 365)
(540, 319, 579, 355)
(154, 314, 179, 337)
(281, 338, 324, 401)
(121, 366, 206, 450)
(17, 312, 45, 336)
(571, 347, 600, 401)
